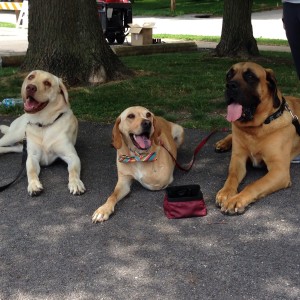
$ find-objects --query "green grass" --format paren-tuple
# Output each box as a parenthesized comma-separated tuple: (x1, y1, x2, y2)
(0, 22, 15, 28)
(132, 0, 281, 16)
(0, 0, 281, 29)
(0, 2, 293, 129)
(1, 51, 298, 130)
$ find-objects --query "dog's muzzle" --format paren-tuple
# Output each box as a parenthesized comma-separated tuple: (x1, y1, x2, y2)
(129, 120, 152, 150)
(24, 84, 49, 114)
(226, 81, 259, 122)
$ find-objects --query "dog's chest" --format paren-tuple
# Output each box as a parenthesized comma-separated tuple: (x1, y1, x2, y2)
(26, 127, 60, 165)
(241, 139, 264, 167)
(249, 152, 264, 168)
(40, 147, 57, 165)
(131, 162, 173, 190)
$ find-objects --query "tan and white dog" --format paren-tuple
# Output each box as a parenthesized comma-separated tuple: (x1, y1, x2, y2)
(0, 70, 85, 195)
(92, 106, 184, 222)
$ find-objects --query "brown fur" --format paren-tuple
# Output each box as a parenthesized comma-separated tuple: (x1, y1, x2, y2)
(215, 62, 300, 214)
(92, 106, 184, 222)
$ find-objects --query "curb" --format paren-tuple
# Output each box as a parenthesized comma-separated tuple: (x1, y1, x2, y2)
(1, 53, 26, 67)
(0, 41, 290, 67)
(1, 42, 198, 67)
(114, 42, 198, 56)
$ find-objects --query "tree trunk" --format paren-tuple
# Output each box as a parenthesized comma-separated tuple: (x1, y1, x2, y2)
(215, 0, 259, 58)
(170, 0, 176, 12)
(21, 0, 133, 86)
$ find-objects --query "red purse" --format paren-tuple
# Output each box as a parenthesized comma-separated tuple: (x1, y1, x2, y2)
(163, 185, 207, 219)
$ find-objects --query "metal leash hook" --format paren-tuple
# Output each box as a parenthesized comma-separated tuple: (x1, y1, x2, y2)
(285, 103, 300, 136)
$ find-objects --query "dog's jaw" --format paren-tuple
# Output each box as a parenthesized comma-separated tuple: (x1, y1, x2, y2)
(226, 88, 260, 123)
(129, 132, 152, 151)
(24, 96, 49, 114)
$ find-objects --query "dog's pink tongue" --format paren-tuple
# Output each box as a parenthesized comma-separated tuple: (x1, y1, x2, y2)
(24, 98, 39, 111)
(227, 103, 243, 122)
(135, 135, 151, 149)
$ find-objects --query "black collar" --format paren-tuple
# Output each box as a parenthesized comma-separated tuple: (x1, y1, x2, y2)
(264, 97, 300, 136)
(264, 98, 286, 124)
(28, 112, 65, 128)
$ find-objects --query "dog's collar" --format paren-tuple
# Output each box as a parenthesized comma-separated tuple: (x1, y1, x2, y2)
(27, 112, 65, 128)
(264, 98, 286, 124)
(264, 97, 300, 136)
(118, 150, 157, 163)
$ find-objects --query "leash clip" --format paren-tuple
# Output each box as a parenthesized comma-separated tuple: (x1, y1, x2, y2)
(285, 103, 299, 121)
(285, 103, 300, 136)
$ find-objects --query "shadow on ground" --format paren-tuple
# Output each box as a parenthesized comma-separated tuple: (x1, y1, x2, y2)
(0, 118, 299, 300)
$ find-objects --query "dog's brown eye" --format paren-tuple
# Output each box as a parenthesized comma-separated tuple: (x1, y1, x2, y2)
(28, 75, 34, 80)
(146, 112, 151, 118)
(244, 70, 258, 83)
(44, 80, 51, 87)
(127, 113, 135, 119)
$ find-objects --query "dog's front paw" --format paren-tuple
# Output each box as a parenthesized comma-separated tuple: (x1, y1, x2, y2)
(216, 187, 237, 208)
(216, 188, 246, 215)
(92, 204, 114, 223)
(68, 179, 86, 195)
(215, 135, 232, 153)
(28, 180, 43, 196)
(218, 194, 247, 215)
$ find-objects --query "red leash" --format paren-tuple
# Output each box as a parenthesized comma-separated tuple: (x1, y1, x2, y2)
(161, 129, 229, 172)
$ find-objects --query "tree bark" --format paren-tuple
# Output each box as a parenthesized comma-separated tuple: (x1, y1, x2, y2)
(21, 0, 133, 86)
(170, 0, 176, 12)
(215, 0, 259, 58)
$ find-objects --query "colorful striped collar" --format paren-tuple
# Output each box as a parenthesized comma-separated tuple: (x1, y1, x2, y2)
(118, 150, 157, 163)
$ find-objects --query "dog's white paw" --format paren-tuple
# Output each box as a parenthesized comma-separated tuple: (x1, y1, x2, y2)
(28, 180, 43, 196)
(92, 204, 114, 223)
(68, 179, 86, 195)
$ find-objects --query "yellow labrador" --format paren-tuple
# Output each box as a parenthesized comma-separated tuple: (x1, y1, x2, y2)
(92, 106, 184, 222)
(0, 70, 85, 195)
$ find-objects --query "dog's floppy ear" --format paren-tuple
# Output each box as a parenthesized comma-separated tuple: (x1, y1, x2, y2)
(59, 79, 69, 104)
(112, 117, 122, 149)
(152, 116, 162, 145)
(266, 68, 281, 109)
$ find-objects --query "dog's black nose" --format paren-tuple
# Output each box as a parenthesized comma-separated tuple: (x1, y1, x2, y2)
(26, 84, 37, 95)
(226, 81, 239, 90)
(141, 120, 151, 131)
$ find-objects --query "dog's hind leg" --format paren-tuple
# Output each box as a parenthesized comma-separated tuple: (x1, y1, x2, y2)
(0, 125, 24, 153)
(0, 132, 24, 153)
(171, 123, 184, 148)
(0, 145, 23, 154)
(0, 125, 9, 135)
(0, 116, 27, 151)
(215, 134, 232, 153)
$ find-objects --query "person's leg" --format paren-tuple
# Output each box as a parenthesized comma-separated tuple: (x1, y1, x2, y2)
(283, 3, 300, 163)
(283, 2, 300, 79)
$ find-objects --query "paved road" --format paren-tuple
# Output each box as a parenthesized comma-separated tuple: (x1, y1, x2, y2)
(135, 9, 286, 40)
(0, 9, 288, 56)
(0, 117, 299, 300)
